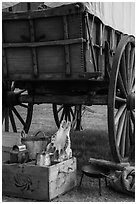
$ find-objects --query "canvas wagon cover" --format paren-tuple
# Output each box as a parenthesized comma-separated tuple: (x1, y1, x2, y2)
(2, 2, 135, 35)
(44, 2, 135, 35)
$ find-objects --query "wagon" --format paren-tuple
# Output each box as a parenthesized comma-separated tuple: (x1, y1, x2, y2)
(2, 2, 135, 163)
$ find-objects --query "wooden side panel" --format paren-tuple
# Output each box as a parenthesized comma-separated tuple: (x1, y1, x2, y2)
(37, 46, 65, 74)
(69, 44, 84, 73)
(3, 158, 77, 201)
(6, 48, 33, 79)
(2, 163, 49, 201)
(2, 2, 40, 12)
(68, 13, 83, 39)
(3, 11, 85, 81)
(3, 20, 30, 43)
(34, 16, 64, 42)
(49, 157, 77, 200)
(2, 5, 124, 81)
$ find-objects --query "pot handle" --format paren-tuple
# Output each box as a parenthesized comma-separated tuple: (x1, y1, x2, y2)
(34, 130, 46, 137)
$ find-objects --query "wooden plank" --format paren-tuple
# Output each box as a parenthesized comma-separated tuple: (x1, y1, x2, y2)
(34, 15, 64, 42)
(2, 48, 8, 77)
(49, 157, 77, 200)
(6, 70, 104, 81)
(3, 38, 86, 48)
(2, 3, 85, 20)
(63, 16, 71, 76)
(29, 19, 38, 77)
(2, 162, 49, 201)
(20, 94, 108, 105)
(89, 158, 130, 172)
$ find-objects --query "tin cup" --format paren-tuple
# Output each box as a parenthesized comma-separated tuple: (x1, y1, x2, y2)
(36, 152, 51, 166)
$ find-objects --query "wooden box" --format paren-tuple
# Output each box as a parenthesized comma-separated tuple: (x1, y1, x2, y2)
(2, 132, 21, 161)
(2, 157, 77, 201)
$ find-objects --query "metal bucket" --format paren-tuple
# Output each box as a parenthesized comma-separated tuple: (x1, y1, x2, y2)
(21, 130, 50, 160)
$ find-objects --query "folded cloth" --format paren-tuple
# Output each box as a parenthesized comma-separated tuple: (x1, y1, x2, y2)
(109, 166, 135, 197)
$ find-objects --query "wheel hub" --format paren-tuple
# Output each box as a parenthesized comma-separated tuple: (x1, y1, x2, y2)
(127, 92, 135, 110)
(5, 91, 20, 107)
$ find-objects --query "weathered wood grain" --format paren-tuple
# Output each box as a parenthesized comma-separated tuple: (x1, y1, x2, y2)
(2, 3, 85, 20)
(2, 157, 77, 201)
(20, 94, 108, 105)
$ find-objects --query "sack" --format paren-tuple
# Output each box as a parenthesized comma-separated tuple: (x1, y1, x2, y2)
(21, 130, 50, 160)
(109, 166, 135, 197)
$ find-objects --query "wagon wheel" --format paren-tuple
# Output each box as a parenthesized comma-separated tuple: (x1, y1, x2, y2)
(52, 104, 83, 131)
(2, 81, 33, 134)
(108, 35, 135, 163)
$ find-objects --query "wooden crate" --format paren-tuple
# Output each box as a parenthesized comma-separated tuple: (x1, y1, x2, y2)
(2, 157, 77, 201)
(2, 132, 21, 161)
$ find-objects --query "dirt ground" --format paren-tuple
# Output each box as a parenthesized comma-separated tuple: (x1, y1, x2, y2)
(2, 104, 135, 202)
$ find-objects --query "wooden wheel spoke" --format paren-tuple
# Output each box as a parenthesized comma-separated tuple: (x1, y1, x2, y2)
(65, 109, 68, 121)
(11, 84, 15, 91)
(115, 96, 126, 103)
(115, 104, 126, 125)
(129, 47, 135, 89)
(125, 112, 130, 156)
(130, 110, 135, 125)
(116, 109, 126, 147)
(20, 103, 29, 108)
(59, 109, 65, 124)
(120, 113, 128, 157)
(125, 43, 131, 74)
(119, 112, 127, 157)
(132, 83, 135, 93)
(2, 107, 8, 123)
(131, 72, 135, 92)
(66, 107, 71, 121)
(12, 107, 26, 126)
(9, 109, 17, 132)
(117, 72, 127, 97)
(5, 109, 9, 132)
(57, 105, 63, 113)
(130, 47, 135, 70)
(120, 51, 128, 91)
(131, 70, 135, 89)
(129, 115, 135, 145)
(70, 107, 75, 119)
(71, 109, 78, 130)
